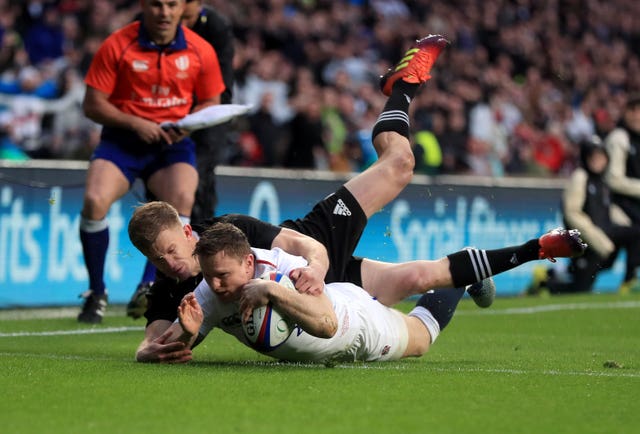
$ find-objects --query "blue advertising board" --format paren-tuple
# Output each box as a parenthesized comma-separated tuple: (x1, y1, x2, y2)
(0, 181, 146, 307)
(0, 164, 625, 308)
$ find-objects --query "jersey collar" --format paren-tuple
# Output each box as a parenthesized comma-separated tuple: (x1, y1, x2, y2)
(138, 22, 187, 52)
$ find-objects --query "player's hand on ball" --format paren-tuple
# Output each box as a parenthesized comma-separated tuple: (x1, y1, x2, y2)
(241, 273, 296, 350)
(239, 279, 271, 322)
(289, 266, 324, 295)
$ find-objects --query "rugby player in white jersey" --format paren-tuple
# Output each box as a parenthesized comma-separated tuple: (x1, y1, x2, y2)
(173, 222, 433, 362)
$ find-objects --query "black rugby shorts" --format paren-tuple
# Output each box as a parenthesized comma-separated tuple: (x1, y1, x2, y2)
(280, 186, 365, 286)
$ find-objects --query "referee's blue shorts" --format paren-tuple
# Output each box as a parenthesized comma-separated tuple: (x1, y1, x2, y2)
(91, 127, 196, 185)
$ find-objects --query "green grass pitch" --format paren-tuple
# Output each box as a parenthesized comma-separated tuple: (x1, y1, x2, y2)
(1, 293, 639, 434)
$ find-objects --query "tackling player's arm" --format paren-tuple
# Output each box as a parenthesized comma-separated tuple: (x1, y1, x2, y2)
(135, 278, 200, 363)
(271, 228, 329, 296)
(240, 279, 337, 339)
(224, 214, 329, 294)
(135, 319, 193, 364)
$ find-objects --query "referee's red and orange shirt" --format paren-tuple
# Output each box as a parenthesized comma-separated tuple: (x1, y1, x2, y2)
(85, 21, 224, 123)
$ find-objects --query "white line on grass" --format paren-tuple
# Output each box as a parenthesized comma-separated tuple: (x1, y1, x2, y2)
(2, 300, 639, 322)
(0, 326, 143, 337)
(0, 307, 124, 320)
(1, 300, 638, 336)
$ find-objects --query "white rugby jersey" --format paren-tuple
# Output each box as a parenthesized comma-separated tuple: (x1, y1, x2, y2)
(193, 247, 407, 363)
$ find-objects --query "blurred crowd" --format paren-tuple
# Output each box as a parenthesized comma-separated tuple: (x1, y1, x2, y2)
(1, 0, 639, 177)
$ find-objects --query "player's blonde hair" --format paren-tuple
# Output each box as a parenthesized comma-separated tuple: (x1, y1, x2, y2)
(128, 201, 183, 253)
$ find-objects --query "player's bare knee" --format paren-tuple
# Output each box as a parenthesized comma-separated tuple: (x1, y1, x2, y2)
(403, 264, 441, 295)
(170, 191, 196, 214)
(394, 147, 415, 181)
(413, 337, 431, 357)
(400, 267, 424, 296)
(82, 191, 110, 219)
(380, 147, 414, 186)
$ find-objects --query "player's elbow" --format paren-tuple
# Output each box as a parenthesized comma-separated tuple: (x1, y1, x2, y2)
(82, 91, 110, 123)
(82, 100, 100, 122)
(316, 312, 338, 338)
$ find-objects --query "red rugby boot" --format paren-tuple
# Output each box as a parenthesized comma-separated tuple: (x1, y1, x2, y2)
(379, 34, 449, 96)
(538, 228, 587, 263)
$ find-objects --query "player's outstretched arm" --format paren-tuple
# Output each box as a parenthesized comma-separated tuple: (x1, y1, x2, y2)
(136, 294, 203, 363)
(271, 228, 329, 295)
(135, 320, 193, 364)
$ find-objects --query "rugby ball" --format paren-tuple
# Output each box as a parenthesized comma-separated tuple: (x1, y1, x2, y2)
(242, 271, 296, 351)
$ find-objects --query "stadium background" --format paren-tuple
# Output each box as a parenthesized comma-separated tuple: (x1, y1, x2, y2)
(0, 160, 625, 308)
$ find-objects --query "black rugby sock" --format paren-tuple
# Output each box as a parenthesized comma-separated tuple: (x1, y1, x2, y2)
(415, 287, 466, 330)
(447, 240, 540, 287)
(372, 81, 419, 141)
(79, 227, 109, 294)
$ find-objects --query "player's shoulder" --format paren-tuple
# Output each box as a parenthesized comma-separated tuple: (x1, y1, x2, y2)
(252, 246, 276, 262)
(266, 246, 308, 271)
(605, 127, 630, 149)
(567, 166, 588, 186)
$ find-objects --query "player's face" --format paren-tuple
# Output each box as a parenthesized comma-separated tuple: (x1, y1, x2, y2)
(141, 0, 186, 45)
(587, 150, 608, 174)
(200, 251, 253, 303)
(148, 225, 199, 281)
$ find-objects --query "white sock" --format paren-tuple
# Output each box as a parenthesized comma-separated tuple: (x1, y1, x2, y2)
(409, 305, 441, 344)
(79, 216, 108, 232)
